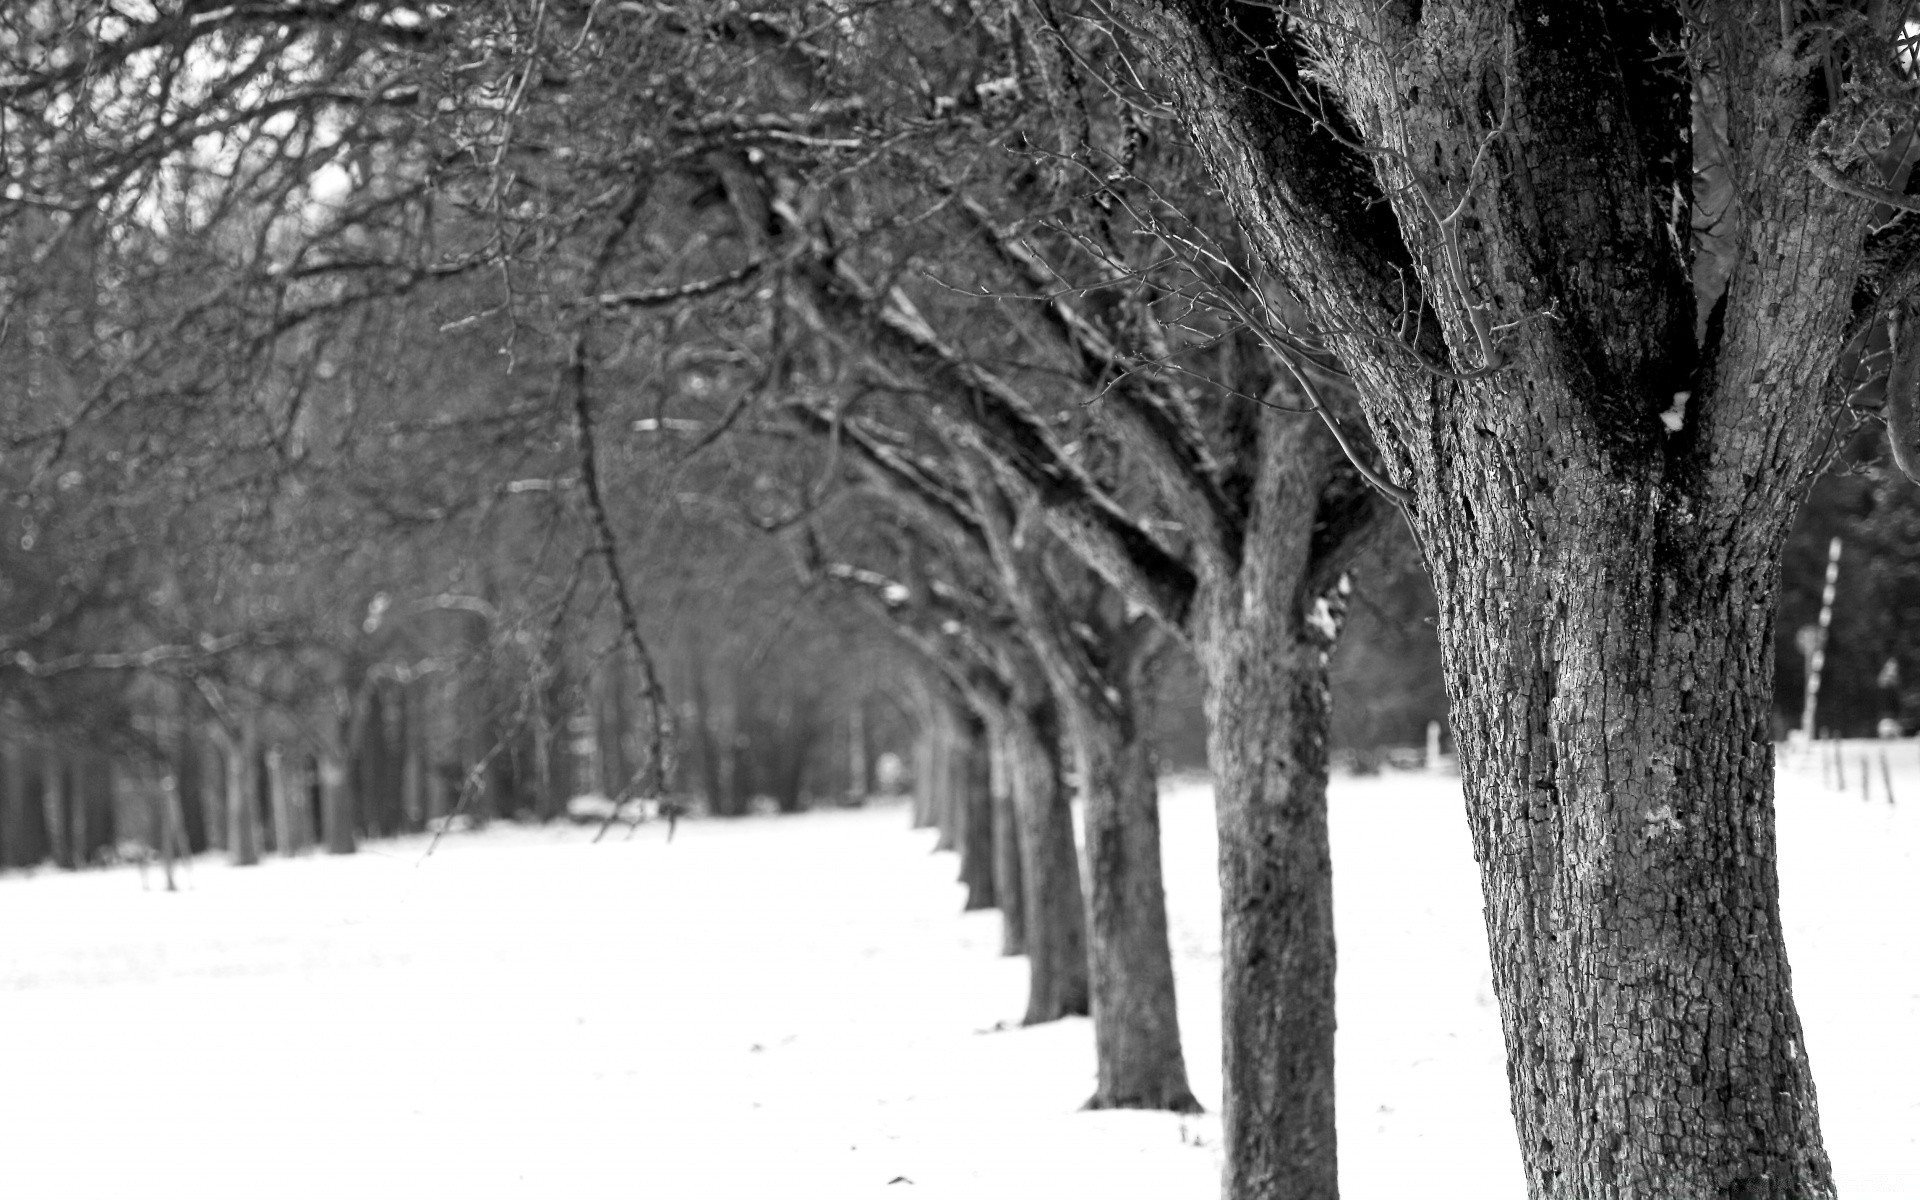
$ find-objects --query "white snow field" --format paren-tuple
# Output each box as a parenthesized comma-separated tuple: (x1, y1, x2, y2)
(1, 743, 1914, 1199)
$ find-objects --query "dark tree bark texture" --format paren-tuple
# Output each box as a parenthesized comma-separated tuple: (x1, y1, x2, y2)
(1123, 3, 1897, 1194)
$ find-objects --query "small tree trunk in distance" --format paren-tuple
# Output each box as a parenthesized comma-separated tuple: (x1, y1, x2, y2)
(985, 717, 1026, 955)
(224, 722, 260, 867)
(198, 740, 225, 853)
(3, 736, 39, 869)
(846, 700, 866, 804)
(911, 721, 937, 828)
(936, 703, 964, 851)
(34, 739, 70, 870)
(404, 682, 431, 831)
(956, 710, 996, 911)
(81, 757, 115, 865)
(1004, 696, 1089, 1023)
(267, 748, 297, 856)
(689, 649, 727, 815)
(319, 754, 355, 855)
(597, 654, 631, 799)
(0, 735, 20, 869)
(22, 743, 57, 869)
(173, 683, 209, 853)
(154, 776, 183, 891)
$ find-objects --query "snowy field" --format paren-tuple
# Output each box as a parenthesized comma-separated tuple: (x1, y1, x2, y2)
(1, 742, 1915, 1199)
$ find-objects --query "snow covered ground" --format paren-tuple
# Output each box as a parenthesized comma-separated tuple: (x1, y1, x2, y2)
(1, 742, 1914, 1199)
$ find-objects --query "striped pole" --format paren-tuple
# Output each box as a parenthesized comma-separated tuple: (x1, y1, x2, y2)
(1799, 537, 1842, 742)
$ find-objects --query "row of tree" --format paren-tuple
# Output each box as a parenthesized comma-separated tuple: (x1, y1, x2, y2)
(6, 3, 1920, 1198)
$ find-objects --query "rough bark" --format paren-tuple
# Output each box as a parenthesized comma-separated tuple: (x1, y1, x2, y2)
(1191, 424, 1344, 1197)
(1422, 419, 1830, 1199)
(1069, 653, 1200, 1113)
(1123, 4, 1879, 1193)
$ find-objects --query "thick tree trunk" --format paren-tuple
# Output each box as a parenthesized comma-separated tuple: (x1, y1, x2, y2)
(1126, 5, 1864, 1190)
(1197, 594, 1339, 1199)
(1423, 466, 1830, 1199)
(1004, 698, 1090, 1023)
(986, 719, 1026, 955)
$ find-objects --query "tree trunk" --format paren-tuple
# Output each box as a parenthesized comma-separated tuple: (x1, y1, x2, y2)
(170, 683, 209, 854)
(986, 718, 1026, 955)
(597, 653, 631, 798)
(1003, 696, 1090, 1024)
(959, 456, 1197, 1111)
(911, 720, 937, 828)
(267, 747, 299, 856)
(689, 651, 727, 814)
(956, 710, 996, 911)
(154, 776, 185, 891)
(1196, 589, 1340, 1198)
(0, 737, 19, 869)
(197, 738, 225, 853)
(33, 740, 72, 869)
(1125, 5, 1865, 1191)
(3, 737, 42, 869)
(930, 704, 958, 851)
(1422, 464, 1830, 1198)
(79, 757, 115, 865)
(404, 682, 431, 831)
(225, 722, 260, 868)
(1057, 645, 1199, 1113)
(320, 752, 356, 855)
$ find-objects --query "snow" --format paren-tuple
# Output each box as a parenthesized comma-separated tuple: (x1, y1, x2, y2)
(1, 742, 1915, 1199)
